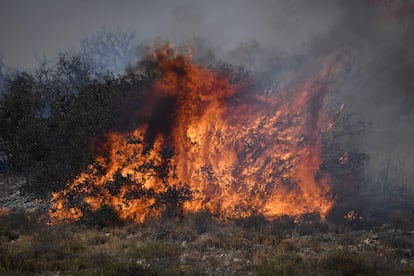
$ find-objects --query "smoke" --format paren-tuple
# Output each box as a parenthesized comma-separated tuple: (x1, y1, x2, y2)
(159, 0, 414, 186)
(1, 0, 413, 187)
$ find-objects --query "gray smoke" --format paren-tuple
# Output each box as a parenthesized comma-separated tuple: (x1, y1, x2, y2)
(163, 0, 414, 186)
(1, 0, 413, 188)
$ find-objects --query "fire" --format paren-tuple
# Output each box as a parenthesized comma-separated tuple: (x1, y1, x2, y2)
(0, 207, 9, 216)
(49, 45, 335, 224)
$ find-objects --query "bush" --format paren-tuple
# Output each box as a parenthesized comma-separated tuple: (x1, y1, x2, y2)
(127, 240, 182, 274)
(78, 262, 150, 276)
(321, 250, 375, 276)
(0, 53, 153, 194)
(80, 205, 124, 228)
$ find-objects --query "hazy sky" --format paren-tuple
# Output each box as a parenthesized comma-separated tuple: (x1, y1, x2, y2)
(1, 0, 350, 69)
(1, 0, 413, 176)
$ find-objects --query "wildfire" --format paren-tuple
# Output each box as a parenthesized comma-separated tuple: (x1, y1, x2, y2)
(0, 207, 9, 216)
(49, 45, 335, 224)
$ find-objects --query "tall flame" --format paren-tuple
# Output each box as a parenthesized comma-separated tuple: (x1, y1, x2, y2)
(49, 46, 335, 224)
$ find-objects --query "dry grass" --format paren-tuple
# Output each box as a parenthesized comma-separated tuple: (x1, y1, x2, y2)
(0, 211, 413, 275)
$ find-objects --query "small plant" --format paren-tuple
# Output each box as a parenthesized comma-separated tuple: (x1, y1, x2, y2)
(278, 239, 298, 253)
(321, 249, 374, 276)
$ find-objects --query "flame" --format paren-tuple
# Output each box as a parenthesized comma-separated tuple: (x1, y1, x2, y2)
(49, 45, 335, 224)
(0, 207, 9, 216)
(345, 210, 362, 222)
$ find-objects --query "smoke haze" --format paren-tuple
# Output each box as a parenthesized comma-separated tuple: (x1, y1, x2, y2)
(1, 0, 413, 186)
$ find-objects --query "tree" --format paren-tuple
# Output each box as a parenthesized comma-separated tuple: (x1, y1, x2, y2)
(78, 29, 138, 78)
(0, 73, 47, 172)
(0, 54, 7, 95)
(0, 54, 99, 192)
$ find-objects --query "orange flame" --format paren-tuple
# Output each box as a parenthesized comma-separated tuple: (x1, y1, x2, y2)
(49, 45, 335, 224)
(0, 207, 9, 216)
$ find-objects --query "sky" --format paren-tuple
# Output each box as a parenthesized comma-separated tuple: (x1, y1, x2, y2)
(0, 0, 371, 69)
(1, 0, 413, 179)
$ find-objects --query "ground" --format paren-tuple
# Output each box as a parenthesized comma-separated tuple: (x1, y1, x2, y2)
(1, 174, 414, 275)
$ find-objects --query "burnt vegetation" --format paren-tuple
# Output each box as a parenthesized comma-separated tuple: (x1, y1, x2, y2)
(0, 37, 414, 274)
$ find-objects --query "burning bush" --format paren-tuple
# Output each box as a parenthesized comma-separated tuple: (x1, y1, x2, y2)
(0, 43, 369, 224)
(49, 45, 343, 224)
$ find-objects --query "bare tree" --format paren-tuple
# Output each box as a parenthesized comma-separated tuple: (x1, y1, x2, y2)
(0, 53, 7, 94)
(78, 28, 138, 78)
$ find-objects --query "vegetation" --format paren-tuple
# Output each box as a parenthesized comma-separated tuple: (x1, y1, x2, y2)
(1, 35, 413, 275)
(0, 211, 413, 275)
(0, 49, 155, 194)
